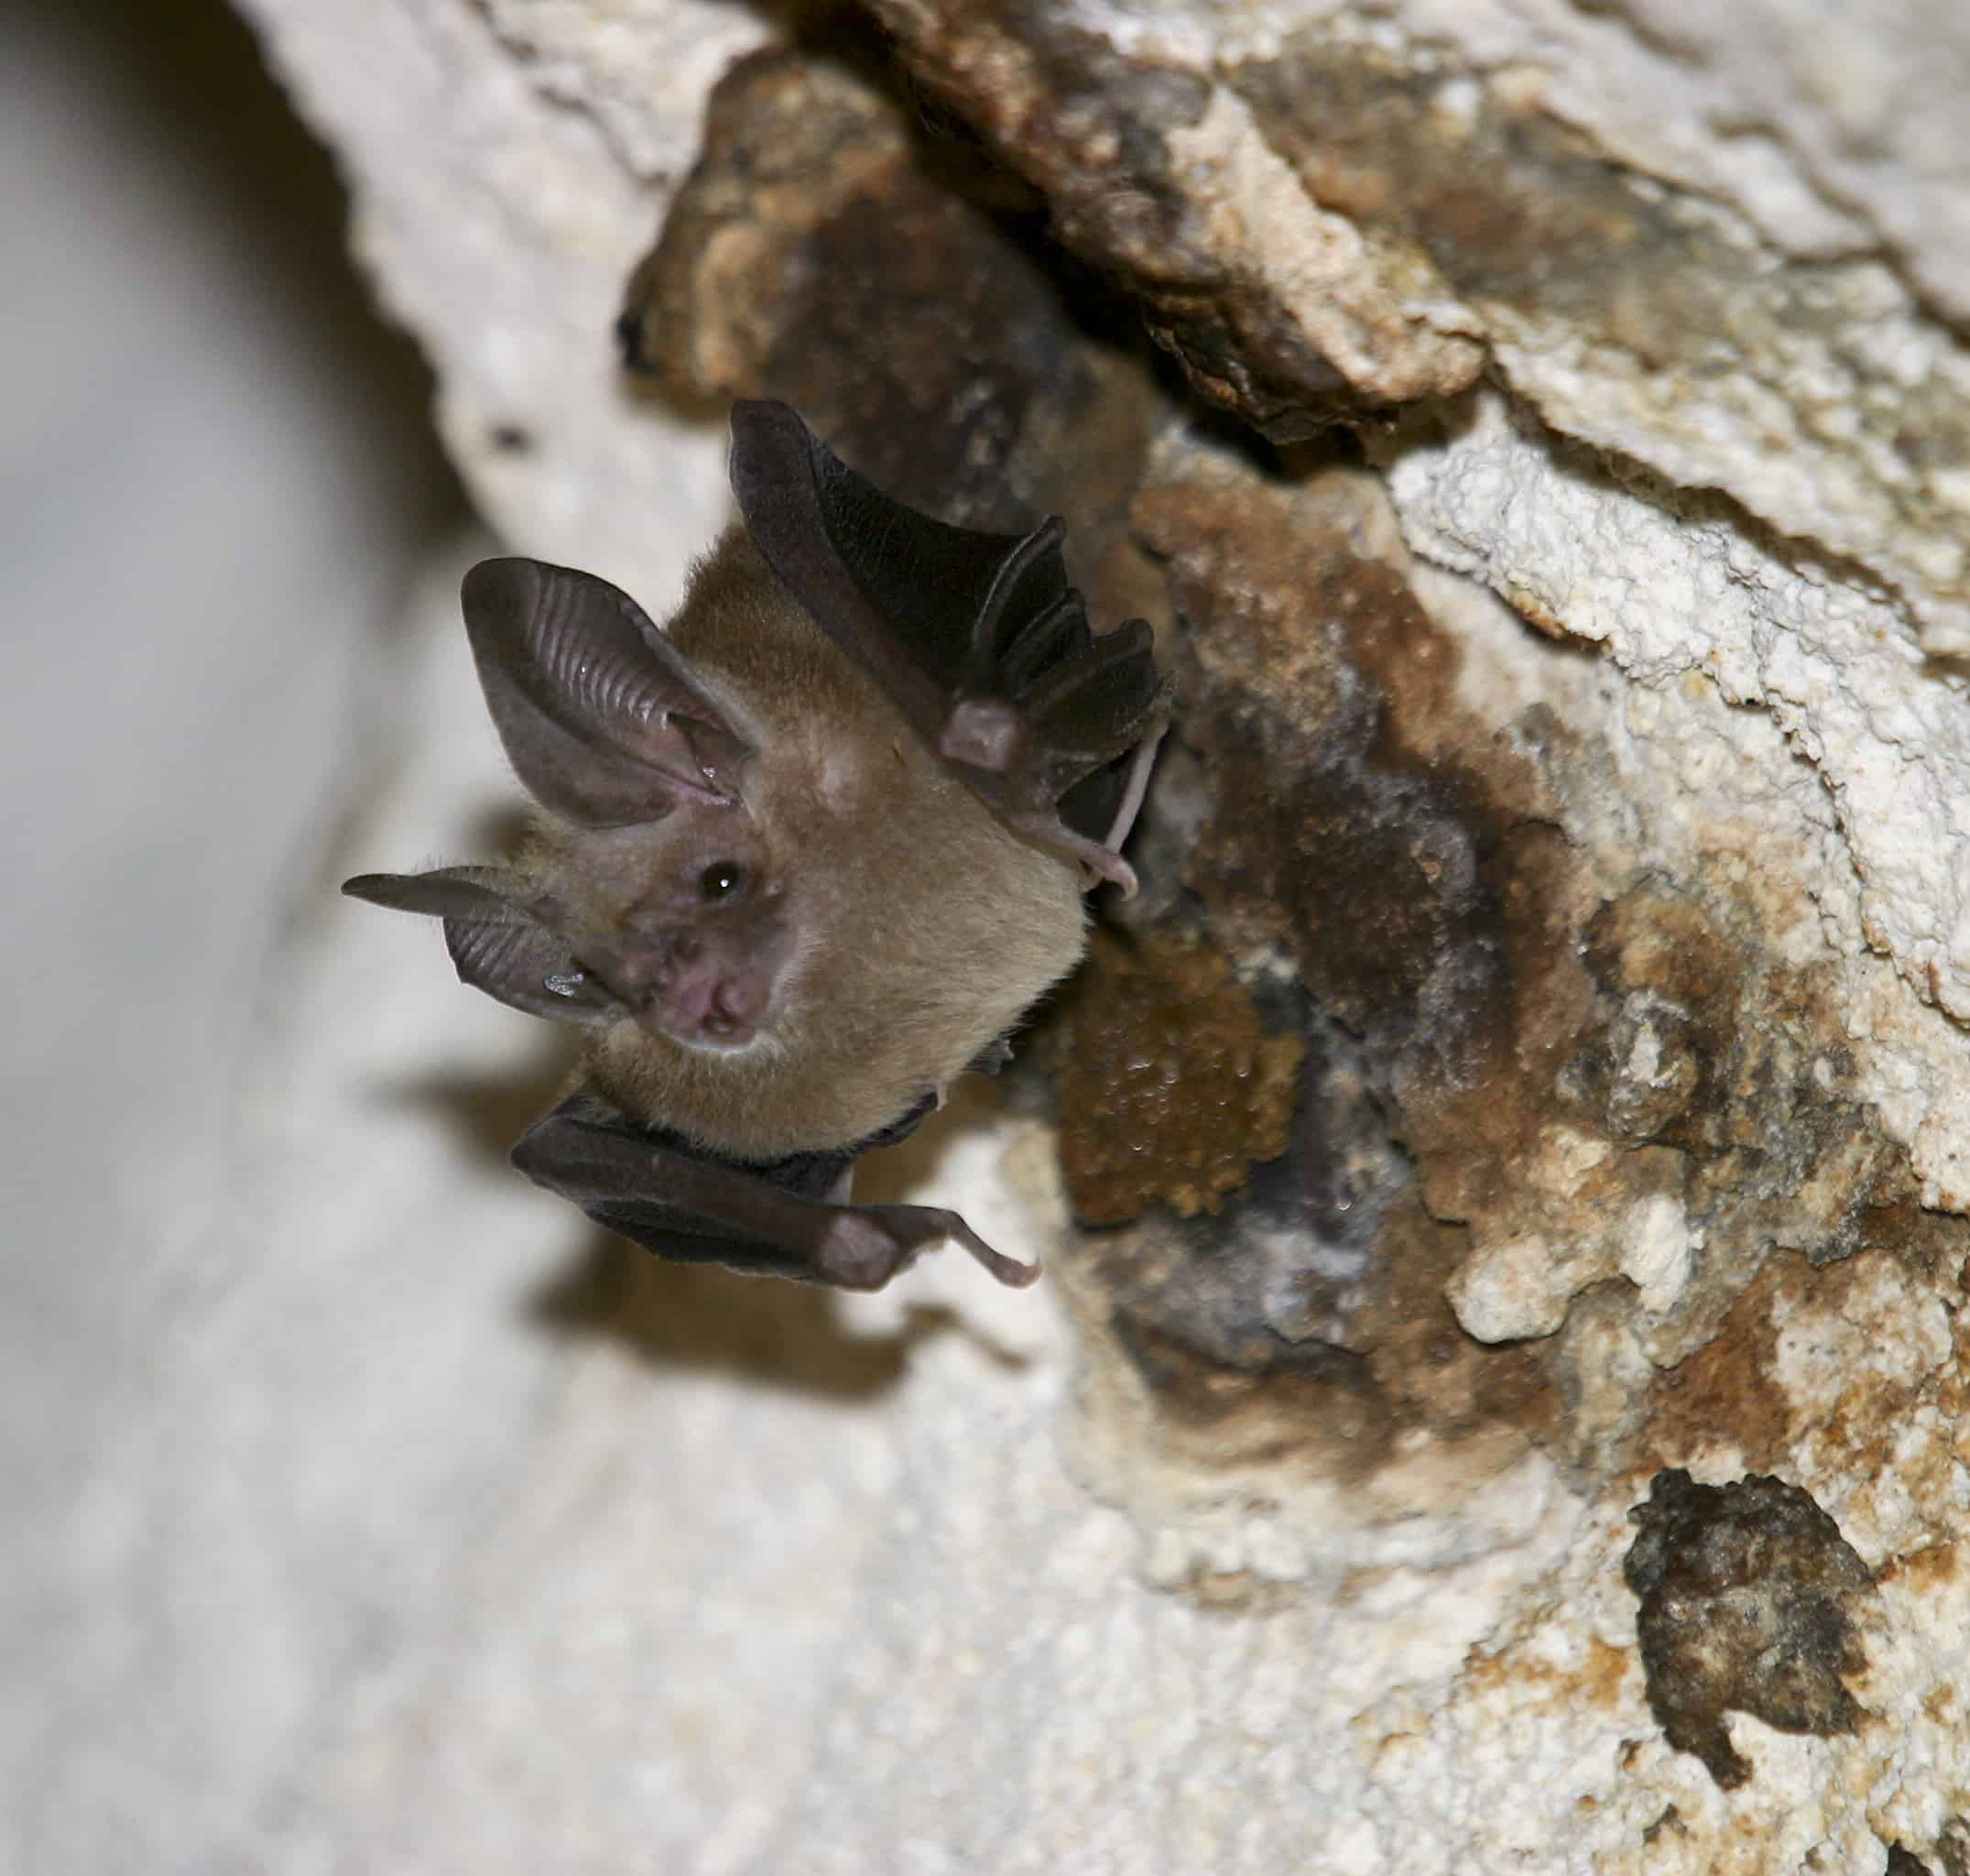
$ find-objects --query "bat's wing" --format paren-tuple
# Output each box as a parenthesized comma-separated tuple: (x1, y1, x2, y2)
(728, 399, 1172, 892)
(512, 1091, 1040, 1291)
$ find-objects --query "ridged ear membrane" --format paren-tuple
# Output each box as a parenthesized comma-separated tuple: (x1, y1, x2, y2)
(461, 557, 752, 825)
(727, 399, 1172, 887)
(342, 867, 620, 1025)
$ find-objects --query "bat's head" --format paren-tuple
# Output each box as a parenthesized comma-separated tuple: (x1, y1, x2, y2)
(530, 814, 794, 1055)
(345, 814, 799, 1061)
(344, 556, 800, 1056)
(345, 539, 1090, 1159)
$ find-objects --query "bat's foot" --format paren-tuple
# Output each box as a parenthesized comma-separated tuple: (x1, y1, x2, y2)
(817, 1206, 1041, 1291)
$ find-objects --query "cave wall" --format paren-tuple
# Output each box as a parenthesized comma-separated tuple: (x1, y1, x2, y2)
(194, 2, 1970, 1869)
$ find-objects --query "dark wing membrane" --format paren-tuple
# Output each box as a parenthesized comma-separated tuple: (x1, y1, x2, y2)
(510, 1089, 1036, 1290)
(728, 399, 1171, 879)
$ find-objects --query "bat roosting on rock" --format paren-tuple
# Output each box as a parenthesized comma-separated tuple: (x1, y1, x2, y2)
(345, 401, 1171, 1289)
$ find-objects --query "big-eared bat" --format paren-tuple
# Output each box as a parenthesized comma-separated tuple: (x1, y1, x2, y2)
(345, 401, 1170, 1289)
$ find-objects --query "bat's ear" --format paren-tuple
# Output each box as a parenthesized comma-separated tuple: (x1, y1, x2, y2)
(343, 867, 621, 1025)
(728, 400, 1172, 892)
(460, 558, 753, 825)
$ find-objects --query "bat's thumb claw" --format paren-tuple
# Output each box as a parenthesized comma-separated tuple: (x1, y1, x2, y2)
(1089, 851, 1140, 899)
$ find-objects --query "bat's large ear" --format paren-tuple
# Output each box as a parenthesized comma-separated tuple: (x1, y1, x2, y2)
(728, 399, 1173, 891)
(461, 558, 753, 825)
(343, 867, 621, 1024)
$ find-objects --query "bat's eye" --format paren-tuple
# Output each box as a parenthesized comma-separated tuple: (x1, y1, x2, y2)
(698, 861, 747, 901)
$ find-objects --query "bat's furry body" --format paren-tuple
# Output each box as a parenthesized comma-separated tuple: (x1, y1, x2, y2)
(346, 403, 1169, 1288)
(563, 529, 1087, 1160)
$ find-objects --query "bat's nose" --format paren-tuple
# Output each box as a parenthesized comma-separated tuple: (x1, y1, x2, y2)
(591, 920, 786, 1050)
(667, 969, 763, 1041)
(703, 976, 766, 1034)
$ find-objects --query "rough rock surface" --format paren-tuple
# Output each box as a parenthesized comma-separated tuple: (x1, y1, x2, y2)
(873, 0, 1970, 660)
(103, 1, 1970, 1870)
(1625, 1468, 1874, 1791)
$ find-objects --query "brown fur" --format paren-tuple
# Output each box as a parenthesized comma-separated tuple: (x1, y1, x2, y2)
(524, 530, 1087, 1160)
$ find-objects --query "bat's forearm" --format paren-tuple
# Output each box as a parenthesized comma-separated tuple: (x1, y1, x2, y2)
(511, 1096, 1037, 1291)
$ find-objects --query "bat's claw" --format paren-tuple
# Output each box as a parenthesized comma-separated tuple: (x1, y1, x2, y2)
(1016, 814, 1139, 898)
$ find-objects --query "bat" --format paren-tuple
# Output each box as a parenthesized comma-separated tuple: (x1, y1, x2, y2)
(345, 401, 1170, 1290)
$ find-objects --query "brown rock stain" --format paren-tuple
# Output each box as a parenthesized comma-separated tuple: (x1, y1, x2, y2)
(1877, 1541, 1963, 1595)
(1104, 440, 1966, 1510)
(1060, 455, 1576, 1495)
(619, 40, 1171, 578)
(1639, 1261, 1793, 1474)
(1454, 1631, 1634, 1716)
